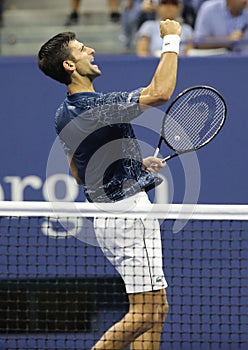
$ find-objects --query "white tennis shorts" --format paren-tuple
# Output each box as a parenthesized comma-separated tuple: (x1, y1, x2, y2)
(93, 192, 167, 294)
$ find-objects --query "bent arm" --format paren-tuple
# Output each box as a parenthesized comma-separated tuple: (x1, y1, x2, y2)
(139, 19, 181, 107)
(194, 30, 244, 49)
(139, 52, 178, 106)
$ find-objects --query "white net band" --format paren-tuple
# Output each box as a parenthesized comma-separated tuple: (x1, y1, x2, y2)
(0, 200, 248, 220)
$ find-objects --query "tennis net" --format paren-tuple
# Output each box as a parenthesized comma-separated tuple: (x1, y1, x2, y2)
(0, 201, 247, 350)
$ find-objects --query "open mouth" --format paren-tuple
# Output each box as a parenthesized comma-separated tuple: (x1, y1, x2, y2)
(90, 59, 99, 69)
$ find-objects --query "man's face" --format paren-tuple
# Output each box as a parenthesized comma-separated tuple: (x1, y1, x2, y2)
(228, 0, 248, 16)
(68, 39, 102, 80)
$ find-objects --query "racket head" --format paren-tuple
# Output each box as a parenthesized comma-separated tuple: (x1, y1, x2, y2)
(161, 85, 227, 155)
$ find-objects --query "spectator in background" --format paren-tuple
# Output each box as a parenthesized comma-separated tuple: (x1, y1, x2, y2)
(181, 0, 208, 28)
(65, 0, 121, 26)
(181, 0, 197, 28)
(136, 0, 193, 56)
(120, 0, 158, 52)
(137, 0, 158, 28)
(0, 0, 4, 27)
(120, 0, 143, 51)
(193, 0, 248, 52)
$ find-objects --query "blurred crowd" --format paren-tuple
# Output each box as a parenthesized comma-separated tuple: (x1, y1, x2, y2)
(63, 0, 197, 53)
(1, 0, 248, 55)
(64, 0, 248, 55)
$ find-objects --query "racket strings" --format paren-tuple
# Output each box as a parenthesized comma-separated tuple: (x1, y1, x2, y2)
(163, 90, 225, 151)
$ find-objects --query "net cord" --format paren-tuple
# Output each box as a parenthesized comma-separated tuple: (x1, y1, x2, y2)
(0, 201, 248, 220)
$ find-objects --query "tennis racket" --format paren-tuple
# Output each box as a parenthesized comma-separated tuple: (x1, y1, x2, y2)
(154, 85, 227, 162)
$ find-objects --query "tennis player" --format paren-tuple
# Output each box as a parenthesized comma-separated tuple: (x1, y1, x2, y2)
(38, 19, 181, 350)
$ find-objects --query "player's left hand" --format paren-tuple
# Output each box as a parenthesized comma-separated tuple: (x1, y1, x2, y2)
(142, 156, 166, 173)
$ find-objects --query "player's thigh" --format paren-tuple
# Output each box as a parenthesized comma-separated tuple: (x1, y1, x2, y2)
(128, 289, 168, 313)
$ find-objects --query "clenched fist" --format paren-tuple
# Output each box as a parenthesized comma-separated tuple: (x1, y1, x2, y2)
(160, 19, 181, 38)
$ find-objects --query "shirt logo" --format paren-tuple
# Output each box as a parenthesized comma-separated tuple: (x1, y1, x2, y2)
(156, 276, 163, 283)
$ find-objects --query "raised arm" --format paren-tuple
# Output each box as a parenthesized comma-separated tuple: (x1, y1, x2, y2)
(139, 19, 181, 107)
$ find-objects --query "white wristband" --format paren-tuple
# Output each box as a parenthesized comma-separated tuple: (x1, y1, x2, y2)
(161, 34, 180, 55)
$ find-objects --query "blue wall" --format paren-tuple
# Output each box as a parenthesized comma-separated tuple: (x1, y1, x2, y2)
(0, 54, 248, 203)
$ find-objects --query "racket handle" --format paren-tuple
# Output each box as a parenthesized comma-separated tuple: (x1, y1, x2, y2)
(162, 154, 175, 163)
(154, 147, 160, 157)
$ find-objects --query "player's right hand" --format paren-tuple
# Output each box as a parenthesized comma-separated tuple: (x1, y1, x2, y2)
(160, 19, 181, 38)
(142, 156, 166, 173)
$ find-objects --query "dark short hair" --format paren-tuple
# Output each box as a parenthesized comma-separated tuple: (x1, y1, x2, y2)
(38, 32, 76, 85)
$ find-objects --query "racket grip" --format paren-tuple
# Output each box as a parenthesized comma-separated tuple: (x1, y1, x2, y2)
(162, 155, 172, 163)
(154, 147, 160, 157)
